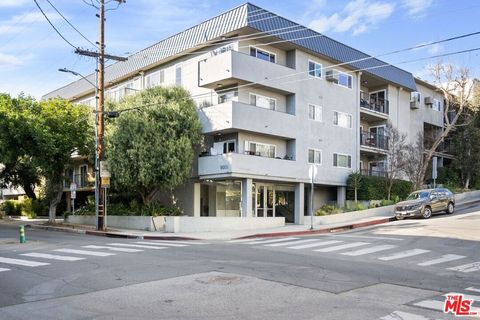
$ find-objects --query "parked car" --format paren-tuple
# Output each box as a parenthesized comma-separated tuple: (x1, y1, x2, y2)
(394, 188, 455, 220)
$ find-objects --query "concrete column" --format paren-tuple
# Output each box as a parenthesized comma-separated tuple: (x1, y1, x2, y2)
(241, 178, 253, 217)
(193, 183, 201, 217)
(208, 185, 216, 216)
(337, 186, 346, 208)
(294, 182, 304, 224)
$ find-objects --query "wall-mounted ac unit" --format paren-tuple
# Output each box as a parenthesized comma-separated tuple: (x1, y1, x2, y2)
(424, 96, 433, 105)
(410, 101, 420, 109)
(326, 70, 339, 83)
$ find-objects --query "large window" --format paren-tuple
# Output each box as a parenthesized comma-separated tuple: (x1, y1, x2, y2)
(308, 60, 322, 78)
(338, 72, 353, 88)
(145, 70, 164, 88)
(246, 141, 276, 158)
(218, 90, 238, 104)
(432, 99, 442, 112)
(175, 64, 182, 86)
(333, 153, 352, 168)
(308, 149, 322, 164)
(333, 111, 352, 128)
(308, 104, 322, 121)
(250, 46, 276, 63)
(249, 93, 276, 110)
(212, 140, 236, 154)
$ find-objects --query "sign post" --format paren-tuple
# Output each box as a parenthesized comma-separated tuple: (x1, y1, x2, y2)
(308, 164, 318, 230)
(432, 157, 438, 188)
(70, 182, 77, 214)
(100, 161, 111, 229)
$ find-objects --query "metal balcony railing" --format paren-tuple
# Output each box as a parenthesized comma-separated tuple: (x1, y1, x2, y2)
(360, 92, 389, 115)
(360, 169, 387, 177)
(360, 131, 389, 150)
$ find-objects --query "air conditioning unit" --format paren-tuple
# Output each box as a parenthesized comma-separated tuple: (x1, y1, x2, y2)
(410, 101, 420, 109)
(424, 96, 433, 105)
(326, 70, 339, 83)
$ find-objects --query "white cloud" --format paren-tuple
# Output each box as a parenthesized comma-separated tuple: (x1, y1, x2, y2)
(403, 0, 433, 16)
(0, 0, 29, 7)
(309, 0, 395, 35)
(0, 53, 24, 66)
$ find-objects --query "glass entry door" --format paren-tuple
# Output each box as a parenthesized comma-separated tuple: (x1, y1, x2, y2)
(254, 183, 275, 217)
(256, 185, 265, 217)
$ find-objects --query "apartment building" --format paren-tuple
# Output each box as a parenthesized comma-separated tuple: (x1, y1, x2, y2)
(43, 3, 448, 224)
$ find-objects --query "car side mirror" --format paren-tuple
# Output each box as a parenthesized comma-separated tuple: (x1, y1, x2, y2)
(430, 195, 436, 200)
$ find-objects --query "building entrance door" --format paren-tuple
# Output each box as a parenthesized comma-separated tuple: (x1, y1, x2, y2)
(253, 183, 275, 217)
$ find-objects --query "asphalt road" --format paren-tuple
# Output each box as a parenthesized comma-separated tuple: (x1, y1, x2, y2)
(0, 203, 479, 320)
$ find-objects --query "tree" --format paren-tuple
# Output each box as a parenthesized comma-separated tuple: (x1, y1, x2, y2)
(404, 133, 425, 190)
(347, 171, 362, 203)
(419, 64, 480, 185)
(106, 86, 202, 205)
(384, 122, 408, 200)
(0, 94, 92, 222)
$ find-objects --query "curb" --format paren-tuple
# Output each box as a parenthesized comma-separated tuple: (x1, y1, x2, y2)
(235, 217, 395, 240)
(84, 230, 201, 241)
(29, 224, 87, 235)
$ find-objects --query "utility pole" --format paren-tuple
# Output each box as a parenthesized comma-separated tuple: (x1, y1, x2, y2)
(75, 0, 126, 231)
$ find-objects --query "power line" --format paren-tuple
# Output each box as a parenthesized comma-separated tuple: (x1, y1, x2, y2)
(33, 0, 78, 49)
(45, 0, 98, 48)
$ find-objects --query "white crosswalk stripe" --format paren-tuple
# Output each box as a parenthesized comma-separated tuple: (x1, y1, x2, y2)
(106, 243, 166, 250)
(288, 240, 343, 250)
(264, 239, 320, 247)
(314, 242, 369, 253)
(448, 261, 480, 273)
(412, 299, 445, 311)
(417, 254, 466, 266)
(227, 238, 266, 243)
(341, 244, 397, 257)
(135, 241, 187, 247)
(82, 245, 143, 253)
(379, 249, 430, 261)
(20, 253, 85, 261)
(466, 287, 480, 293)
(0, 257, 50, 267)
(148, 240, 208, 245)
(380, 310, 432, 320)
(54, 249, 116, 257)
(0, 268, 10, 272)
(242, 238, 299, 245)
(444, 292, 480, 302)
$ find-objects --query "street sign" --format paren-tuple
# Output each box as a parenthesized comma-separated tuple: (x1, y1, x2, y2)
(70, 190, 76, 199)
(308, 164, 318, 180)
(69, 182, 77, 192)
(100, 161, 111, 178)
(101, 177, 110, 188)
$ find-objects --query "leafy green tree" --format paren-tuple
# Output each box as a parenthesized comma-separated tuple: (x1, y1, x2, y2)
(106, 86, 202, 205)
(347, 171, 362, 203)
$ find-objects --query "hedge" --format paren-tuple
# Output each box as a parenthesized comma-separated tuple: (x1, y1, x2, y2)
(346, 174, 413, 201)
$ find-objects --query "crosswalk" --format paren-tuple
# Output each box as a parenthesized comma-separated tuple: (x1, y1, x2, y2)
(226, 237, 480, 274)
(0, 240, 208, 274)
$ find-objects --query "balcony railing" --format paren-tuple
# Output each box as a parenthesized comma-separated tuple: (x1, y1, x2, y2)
(360, 130, 389, 150)
(64, 174, 92, 189)
(360, 92, 389, 115)
(199, 151, 294, 161)
(360, 169, 387, 177)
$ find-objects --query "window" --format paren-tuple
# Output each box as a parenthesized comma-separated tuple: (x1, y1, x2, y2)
(432, 99, 442, 112)
(308, 104, 322, 121)
(223, 140, 236, 153)
(145, 70, 164, 88)
(249, 93, 276, 110)
(249, 46, 276, 63)
(175, 64, 182, 86)
(308, 60, 322, 78)
(338, 72, 353, 88)
(333, 153, 352, 168)
(218, 90, 238, 104)
(333, 111, 352, 128)
(212, 140, 236, 154)
(411, 92, 421, 103)
(246, 141, 276, 158)
(308, 149, 322, 164)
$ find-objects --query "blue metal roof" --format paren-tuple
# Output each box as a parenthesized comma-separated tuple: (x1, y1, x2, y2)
(43, 2, 416, 100)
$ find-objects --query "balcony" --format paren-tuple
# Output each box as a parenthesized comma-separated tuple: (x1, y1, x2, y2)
(63, 174, 94, 190)
(360, 131, 389, 153)
(360, 92, 389, 121)
(198, 101, 297, 138)
(198, 50, 296, 94)
(198, 152, 303, 181)
(360, 169, 387, 178)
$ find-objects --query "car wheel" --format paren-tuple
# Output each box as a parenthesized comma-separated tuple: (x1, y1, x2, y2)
(396, 215, 405, 220)
(422, 207, 432, 219)
(446, 202, 455, 214)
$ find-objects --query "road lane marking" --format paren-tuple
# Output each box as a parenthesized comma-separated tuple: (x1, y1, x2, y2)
(243, 238, 299, 245)
(448, 261, 480, 273)
(0, 257, 50, 267)
(148, 240, 208, 245)
(341, 244, 397, 256)
(444, 292, 480, 302)
(288, 240, 343, 250)
(0, 268, 10, 272)
(314, 242, 369, 253)
(264, 239, 321, 247)
(380, 311, 432, 320)
(466, 287, 480, 293)
(331, 234, 404, 241)
(413, 299, 445, 311)
(106, 243, 165, 250)
(54, 249, 116, 257)
(82, 245, 143, 253)
(417, 254, 466, 266)
(227, 239, 266, 243)
(379, 249, 430, 261)
(135, 241, 188, 247)
(20, 253, 85, 261)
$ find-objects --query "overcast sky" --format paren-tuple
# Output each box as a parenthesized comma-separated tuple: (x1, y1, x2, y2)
(0, 0, 479, 99)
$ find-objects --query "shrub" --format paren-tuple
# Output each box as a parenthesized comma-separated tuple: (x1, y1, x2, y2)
(20, 199, 37, 219)
(345, 202, 367, 212)
(32, 199, 49, 216)
(346, 174, 413, 201)
(315, 204, 343, 216)
(2, 200, 21, 216)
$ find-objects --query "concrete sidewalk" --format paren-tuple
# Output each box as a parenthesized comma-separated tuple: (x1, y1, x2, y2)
(2, 198, 479, 241)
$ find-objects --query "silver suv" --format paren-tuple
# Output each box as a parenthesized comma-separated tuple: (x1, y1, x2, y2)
(395, 188, 455, 220)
